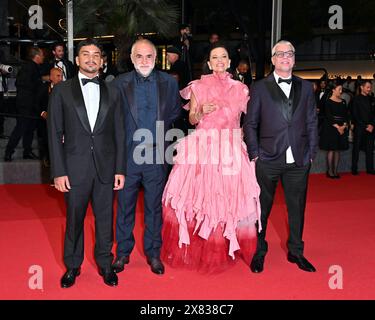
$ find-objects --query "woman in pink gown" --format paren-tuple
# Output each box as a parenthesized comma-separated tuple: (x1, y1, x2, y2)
(161, 44, 261, 273)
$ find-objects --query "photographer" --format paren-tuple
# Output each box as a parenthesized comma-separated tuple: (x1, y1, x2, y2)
(0, 50, 12, 139)
(173, 24, 193, 82)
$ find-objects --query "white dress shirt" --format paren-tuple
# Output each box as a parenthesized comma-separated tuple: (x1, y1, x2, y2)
(78, 72, 100, 132)
(273, 71, 295, 164)
(55, 59, 67, 81)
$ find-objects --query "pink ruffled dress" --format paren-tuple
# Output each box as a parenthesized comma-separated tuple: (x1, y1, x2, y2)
(161, 72, 261, 273)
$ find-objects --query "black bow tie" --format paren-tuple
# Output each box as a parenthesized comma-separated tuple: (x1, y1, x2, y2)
(278, 77, 292, 85)
(81, 77, 100, 86)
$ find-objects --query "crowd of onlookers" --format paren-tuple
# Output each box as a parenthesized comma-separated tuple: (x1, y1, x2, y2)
(314, 75, 375, 177)
(1, 27, 374, 177)
(0, 43, 118, 166)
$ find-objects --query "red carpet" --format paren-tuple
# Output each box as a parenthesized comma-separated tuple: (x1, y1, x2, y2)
(0, 173, 374, 300)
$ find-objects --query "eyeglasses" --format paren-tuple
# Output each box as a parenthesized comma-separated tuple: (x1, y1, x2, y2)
(273, 51, 295, 58)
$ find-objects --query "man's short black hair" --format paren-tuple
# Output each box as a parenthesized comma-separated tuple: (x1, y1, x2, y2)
(76, 38, 103, 56)
(52, 42, 65, 51)
(237, 59, 250, 66)
(179, 23, 190, 31)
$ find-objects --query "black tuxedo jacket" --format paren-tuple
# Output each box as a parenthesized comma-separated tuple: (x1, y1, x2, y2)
(49, 58, 76, 80)
(243, 74, 318, 167)
(232, 70, 252, 89)
(351, 95, 375, 129)
(111, 70, 181, 171)
(47, 76, 126, 184)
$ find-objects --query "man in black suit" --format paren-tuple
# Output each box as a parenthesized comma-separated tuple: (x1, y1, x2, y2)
(49, 43, 75, 81)
(0, 49, 9, 139)
(166, 46, 192, 136)
(232, 59, 252, 89)
(244, 40, 318, 273)
(351, 80, 375, 175)
(166, 46, 188, 89)
(111, 39, 181, 275)
(36, 67, 63, 166)
(99, 51, 118, 82)
(4, 47, 45, 161)
(48, 38, 126, 288)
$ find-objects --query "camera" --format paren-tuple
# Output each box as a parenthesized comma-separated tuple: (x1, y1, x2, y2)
(0, 64, 13, 73)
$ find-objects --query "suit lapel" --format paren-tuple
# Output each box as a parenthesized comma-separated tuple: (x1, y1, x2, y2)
(291, 75, 302, 114)
(92, 80, 109, 133)
(71, 76, 91, 133)
(156, 71, 168, 120)
(123, 71, 138, 126)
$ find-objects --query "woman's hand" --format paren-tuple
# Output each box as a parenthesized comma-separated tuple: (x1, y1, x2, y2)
(202, 103, 218, 114)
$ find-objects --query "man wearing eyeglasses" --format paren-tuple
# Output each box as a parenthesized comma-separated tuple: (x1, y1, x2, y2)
(243, 40, 318, 274)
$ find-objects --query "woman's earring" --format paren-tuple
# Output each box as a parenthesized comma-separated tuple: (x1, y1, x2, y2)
(207, 62, 212, 70)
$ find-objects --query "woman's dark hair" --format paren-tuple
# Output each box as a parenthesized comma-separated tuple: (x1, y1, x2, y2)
(327, 79, 343, 92)
(201, 42, 230, 75)
(207, 42, 229, 59)
(76, 38, 103, 56)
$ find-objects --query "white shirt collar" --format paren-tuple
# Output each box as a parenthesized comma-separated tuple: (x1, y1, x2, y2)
(78, 71, 99, 80)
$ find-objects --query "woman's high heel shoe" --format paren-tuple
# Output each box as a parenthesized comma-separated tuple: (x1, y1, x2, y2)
(326, 171, 336, 179)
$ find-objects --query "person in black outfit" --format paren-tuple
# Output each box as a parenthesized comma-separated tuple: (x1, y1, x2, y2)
(166, 46, 193, 136)
(319, 80, 349, 178)
(49, 43, 75, 81)
(173, 24, 193, 82)
(35, 67, 63, 166)
(4, 47, 45, 161)
(48, 38, 125, 288)
(0, 49, 9, 139)
(232, 59, 252, 89)
(166, 46, 189, 89)
(99, 51, 118, 82)
(316, 78, 329, 131)
(351, 80, 375, 175)
(0, 71, 7, 139)
(244, 40, 318, 274)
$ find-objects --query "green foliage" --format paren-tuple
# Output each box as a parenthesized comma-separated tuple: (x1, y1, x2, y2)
(73, 0, 179, 38)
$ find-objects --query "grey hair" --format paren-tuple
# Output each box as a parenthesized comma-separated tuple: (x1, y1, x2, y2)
(271, 40, 295, 56)
(131, 39, 157, 56)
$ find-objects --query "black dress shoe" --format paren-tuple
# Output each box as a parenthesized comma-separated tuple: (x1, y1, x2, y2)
(250, 256, 265, 273)
(351, 170, 359, 176)
(99, 268, 118, 287)
(60, 268, 81, 288)
(23, 152, 39, 160)
(146, 257, 165, 275)
(112, 256, 130, 273)
(287, 253, 316, 272)
(366, 170, 375, 175)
